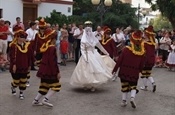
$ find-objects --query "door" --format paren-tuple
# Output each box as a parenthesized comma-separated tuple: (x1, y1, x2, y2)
(23, 4, 38, 28)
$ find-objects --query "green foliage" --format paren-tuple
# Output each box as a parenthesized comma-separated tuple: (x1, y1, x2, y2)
(40, 0, 139, 29)
(150, 15, 173, 31)
(145, 0, 175, 29)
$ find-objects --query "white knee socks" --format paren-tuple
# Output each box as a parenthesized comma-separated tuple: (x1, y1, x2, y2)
(142, 78, 148, 88)
(131, 90, 136, 98)
(34, 93, 43, 101)
(44, 90, 56, 100)
(122, 92, 128, 101)
(148, 77, 155, 84)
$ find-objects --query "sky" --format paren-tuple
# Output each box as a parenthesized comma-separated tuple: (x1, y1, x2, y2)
(131, 0, 151, 8)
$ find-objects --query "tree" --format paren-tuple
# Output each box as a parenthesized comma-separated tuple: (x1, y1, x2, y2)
(73, 0, 139, 29)
(145, 0, 175, 29)
(149, 15, 173, 31)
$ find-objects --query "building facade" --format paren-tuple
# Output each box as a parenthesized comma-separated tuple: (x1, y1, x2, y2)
(0, 0, 73, 26)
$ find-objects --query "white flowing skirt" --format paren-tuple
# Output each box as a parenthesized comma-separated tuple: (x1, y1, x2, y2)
(70, 50, 116, 88)
(167, 52, 175, 66)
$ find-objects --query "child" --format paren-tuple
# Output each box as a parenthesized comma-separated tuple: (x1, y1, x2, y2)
(32, 28, 61, 107)
(141, 26, 157, 92)
(112, 30, 145, 108)
(0, 52, 8, 72)
(9, 26, 32, 100)
(166, 40, 175, 71)
(60, 30, 69, 66)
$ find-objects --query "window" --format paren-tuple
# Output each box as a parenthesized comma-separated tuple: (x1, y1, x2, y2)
(68, 7, 71, 13)
(0, 9, 2, 18)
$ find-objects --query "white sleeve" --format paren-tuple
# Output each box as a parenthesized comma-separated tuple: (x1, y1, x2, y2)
(96, 42, 109, 55)
(80, 43, 88, 62)
(26, 30, 31, 41)
(160, 37, 165, 43)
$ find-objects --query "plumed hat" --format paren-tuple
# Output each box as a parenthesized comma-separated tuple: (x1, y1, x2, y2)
(44, 28, 57, 40)
(103, 26, 112, 35)
(38, 18, 47, 28)
(13, 25, 27, 38)
(145, 25, 155, 35)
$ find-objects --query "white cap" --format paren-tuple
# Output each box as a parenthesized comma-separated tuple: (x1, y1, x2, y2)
(0, 18, 4, 21)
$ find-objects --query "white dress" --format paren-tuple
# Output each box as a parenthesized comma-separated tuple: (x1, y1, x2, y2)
(70, 27, 115, 88)
(167, 45, 175, 66)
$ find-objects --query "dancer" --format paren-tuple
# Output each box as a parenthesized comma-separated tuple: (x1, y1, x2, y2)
(34, 18, 47, 67)
(9, 25, 32, 100)
(70, 21, 115, 92)
(140, 26, 157, 92)
(166, 40, 175, 71)
(32, 28, 61, 107)
(112, 30, 145, 108)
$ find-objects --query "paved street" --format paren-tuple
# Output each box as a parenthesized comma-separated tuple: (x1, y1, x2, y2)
(0, 62, 175, 115)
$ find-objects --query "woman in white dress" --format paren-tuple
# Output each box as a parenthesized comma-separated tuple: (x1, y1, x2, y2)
(70, 21, 115, 92)
(166, 40, 175, 71)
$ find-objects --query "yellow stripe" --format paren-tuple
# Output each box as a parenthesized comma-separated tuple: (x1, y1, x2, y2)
(12, 82, 18, 87)
(130, 86, 136, 89)
(121, 82, 129, 86)
(39, 88, 49, 93)
(122, 87, 129, 91)
(13, 79, 20, 83)
(20, 78, 27, 82)
(19, 84, 26, 88)
(41, 82, 60, 87)
(51, 88, 61, 91)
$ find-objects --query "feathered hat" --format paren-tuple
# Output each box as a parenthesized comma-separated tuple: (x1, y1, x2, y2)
(128, 30, 145, 56)
(144, 25, 156, 45)
(38, 18, 47, 29)
(13, 25, 27, 38)
(103, 26, 112, 35)
(44, 28, 57, 40)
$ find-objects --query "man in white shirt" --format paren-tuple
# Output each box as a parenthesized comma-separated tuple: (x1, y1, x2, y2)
(26, 22, 37, 71)
(73, 23, 84, 64)
(93, 26, 103, 41)
(112, 27, 125, 43)
(26, 22, 37, 42)
(112, 27, 125, 54)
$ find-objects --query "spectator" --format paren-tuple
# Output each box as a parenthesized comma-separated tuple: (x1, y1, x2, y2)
(73, 23, 84, 64)
(12, 17, 25, 30)
(0, 52, 8, 72)
(0, 18, 10, 61)
(4, 20, 13, 54)
(67, 24, 74, 59)
(159, 32, 172, 67)
(60, 30, 69, 66)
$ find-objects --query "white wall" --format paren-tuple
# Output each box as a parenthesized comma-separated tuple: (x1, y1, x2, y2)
(0, 0, 23, 25)
(38, 2, 72, 17)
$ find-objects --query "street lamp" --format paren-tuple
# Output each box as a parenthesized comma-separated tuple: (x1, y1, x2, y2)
(91, 0, 113, 26)
(137, 3, 141, 27)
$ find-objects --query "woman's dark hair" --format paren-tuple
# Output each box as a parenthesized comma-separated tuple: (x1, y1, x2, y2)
(4, 20, 11, 25)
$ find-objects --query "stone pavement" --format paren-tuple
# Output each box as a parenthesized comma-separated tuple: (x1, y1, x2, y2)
(0, 62, 175, 115)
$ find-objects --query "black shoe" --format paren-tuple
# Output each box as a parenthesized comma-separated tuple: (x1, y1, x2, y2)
(11, 87, 16, 96)
(153, 85, 156, 92)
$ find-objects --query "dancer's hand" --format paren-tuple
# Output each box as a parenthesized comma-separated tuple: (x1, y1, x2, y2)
(13, 65, 16, 73)
(57, 73, 61, 80)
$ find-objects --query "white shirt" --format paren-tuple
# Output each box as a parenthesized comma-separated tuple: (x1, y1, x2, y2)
(159, 37, 172, 51)
(26, 28, 37, 41)
(7, 27, 13, 42)
(112, 32, 125, 42)
(73, 28, 83, 40)
(93, 31, 103, 40)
